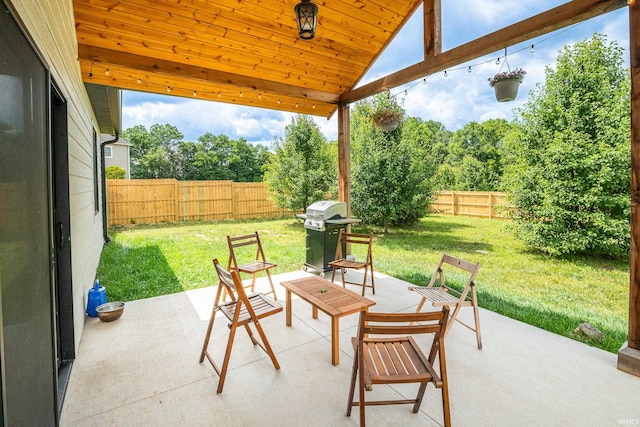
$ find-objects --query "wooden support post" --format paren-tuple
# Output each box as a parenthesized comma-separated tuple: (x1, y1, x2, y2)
(423, 0, 442, 58)
(619, 0, 640, 377)
(337, 103, 351, 230)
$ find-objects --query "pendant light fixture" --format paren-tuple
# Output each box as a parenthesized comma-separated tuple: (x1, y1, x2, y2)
(295, 0, 318, 40)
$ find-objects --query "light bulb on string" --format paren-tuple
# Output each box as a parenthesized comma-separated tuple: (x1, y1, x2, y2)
(193, 90, 197, 97)
(217, 92, 221, 98)
(167, 86, 171, 93)
(137, 78, 141, 84)
(495, 57, 500, 65)
(444, 71, 448, 77)
(530, 44, 535, 53)
(105, 68, 110, 76)
(468, 66, 472, 73)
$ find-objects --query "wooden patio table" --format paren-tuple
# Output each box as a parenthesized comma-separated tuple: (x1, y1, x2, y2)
(280, 276, 376, 366)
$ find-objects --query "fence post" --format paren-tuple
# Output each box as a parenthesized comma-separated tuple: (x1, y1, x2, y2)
(489, 192, 493, 219)
(174, 179, 180, 222)
(452, 191, 456, 216)
(231, 181, 237, 220)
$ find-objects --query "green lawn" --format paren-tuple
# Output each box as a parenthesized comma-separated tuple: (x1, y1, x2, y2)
(97, 215, 629, 353)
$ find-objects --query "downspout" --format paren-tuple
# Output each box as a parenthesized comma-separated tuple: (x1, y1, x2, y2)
(100, 133, 119, 243)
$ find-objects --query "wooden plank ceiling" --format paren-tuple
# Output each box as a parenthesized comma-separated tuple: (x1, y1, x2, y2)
(73, 0, 422, 118)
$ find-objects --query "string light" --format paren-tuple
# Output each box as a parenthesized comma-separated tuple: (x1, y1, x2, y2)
(82, 64, 321, 112)
(389, 22, 583, 101)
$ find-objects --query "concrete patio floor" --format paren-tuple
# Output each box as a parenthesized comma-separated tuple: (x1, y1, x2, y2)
(61, 270, 640, 426)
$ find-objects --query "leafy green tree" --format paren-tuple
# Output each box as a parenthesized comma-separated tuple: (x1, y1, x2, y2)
(503, 34, 631, 257)
(105, 165, 126, 179)
(433, 164, 456, 191)
(350, 92, 433, 232)
(124, 124, 184, 178)
(264, 115, 336, 212)
(446, 119, 510, 190)
(456, 155, 490, 191)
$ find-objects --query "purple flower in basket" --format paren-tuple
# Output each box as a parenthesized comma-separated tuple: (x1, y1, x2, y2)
(488, 68, 527, 87)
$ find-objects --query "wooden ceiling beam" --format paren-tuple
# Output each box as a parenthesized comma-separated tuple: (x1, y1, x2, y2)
(78, 45, 341, 104)
(341, 0, 628, 104)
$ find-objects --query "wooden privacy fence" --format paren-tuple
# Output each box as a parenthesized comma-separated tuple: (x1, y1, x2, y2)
(431, 191, 511, 219)
(106, 179, 294, 226)
(106, 181, 511, 226)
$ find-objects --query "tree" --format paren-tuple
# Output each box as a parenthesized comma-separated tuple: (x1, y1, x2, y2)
(124, 124, 184, 178)
(123, 125, 268, 182)
(105, 165, 126, 179)
(264, 115, 336, 212)
(350, 92, 433, 232)
(502, 34, 631, 257)
(445, 119, 510, 191)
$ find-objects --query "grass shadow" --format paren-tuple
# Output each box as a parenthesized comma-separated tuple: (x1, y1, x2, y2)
(97, 241, 183, 301)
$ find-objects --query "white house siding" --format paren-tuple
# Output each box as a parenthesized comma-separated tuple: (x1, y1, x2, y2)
(9, 0, 106, 350)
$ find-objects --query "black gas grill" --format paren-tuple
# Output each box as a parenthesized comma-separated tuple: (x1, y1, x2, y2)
(297, 201, 360, 275)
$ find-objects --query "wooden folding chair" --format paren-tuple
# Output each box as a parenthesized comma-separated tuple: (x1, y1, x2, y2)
(199, 258, 282, 394)
(346, 307, 451, 427)
(329, 230, 375, 296)
(227, 231, 278, 300)
(409, 253, 482, 349)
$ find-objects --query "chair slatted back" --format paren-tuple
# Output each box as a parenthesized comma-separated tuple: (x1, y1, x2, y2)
(347, 307, 452, 426)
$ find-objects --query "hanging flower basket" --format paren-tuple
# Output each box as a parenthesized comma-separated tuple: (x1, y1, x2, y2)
(488, 68, 526, 102)
(492, 79, 521, 102)
(371, 110, 402, 131)
(369, 90, 404, 131)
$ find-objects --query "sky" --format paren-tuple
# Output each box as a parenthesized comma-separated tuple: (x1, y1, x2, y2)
(121, 1, 631, 146)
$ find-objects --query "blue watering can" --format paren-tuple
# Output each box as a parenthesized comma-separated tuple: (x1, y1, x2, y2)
(86, 279, 107, 317)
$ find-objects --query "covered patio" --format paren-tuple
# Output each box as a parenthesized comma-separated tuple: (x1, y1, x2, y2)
(72, 0, 640, 375)
(60, 271, 639, 426)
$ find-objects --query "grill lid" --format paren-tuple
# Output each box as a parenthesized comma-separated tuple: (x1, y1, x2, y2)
(303, 200, 347, 231)
(306, 200, 346, 220)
